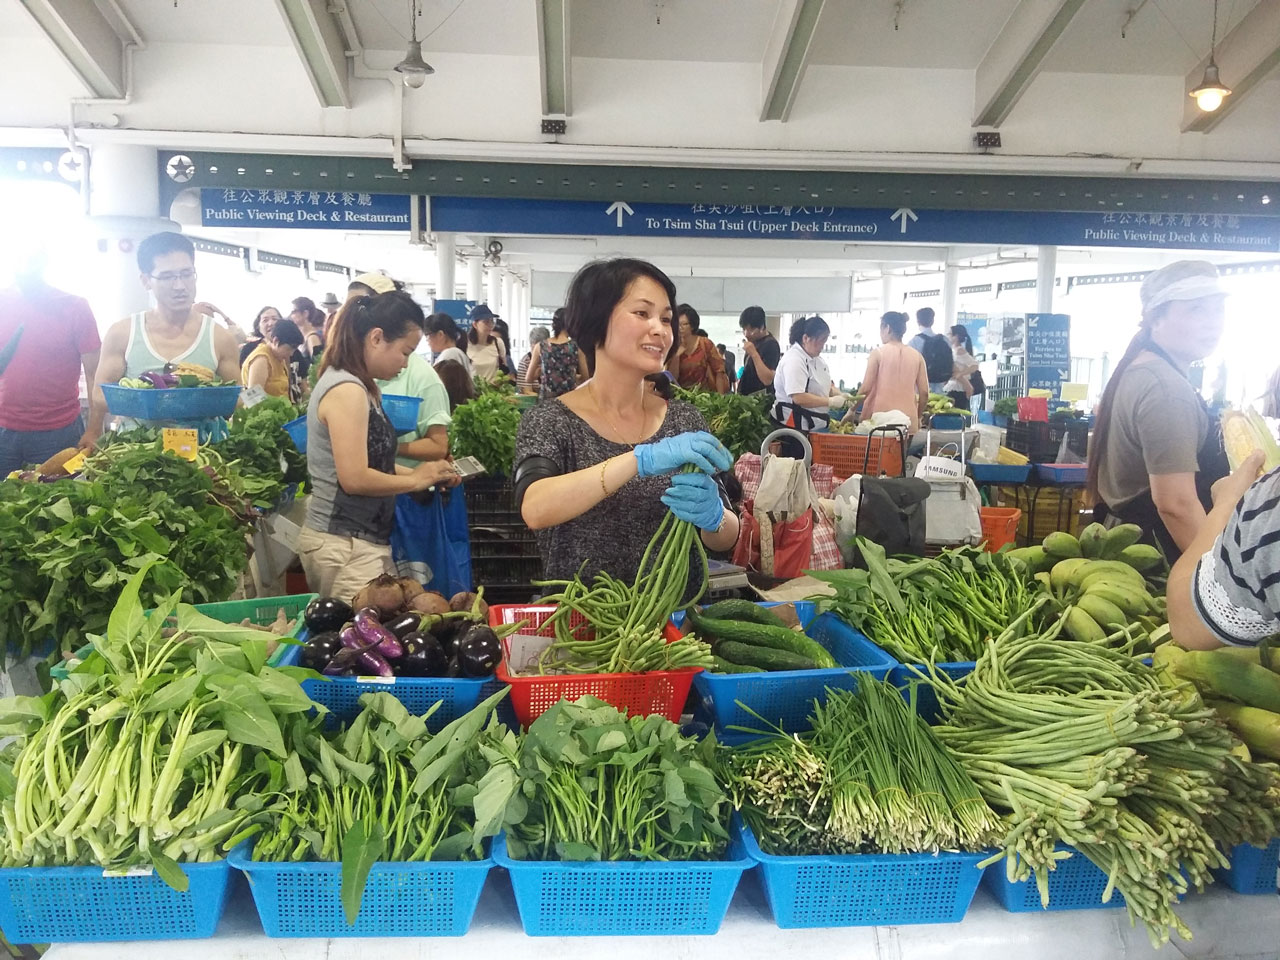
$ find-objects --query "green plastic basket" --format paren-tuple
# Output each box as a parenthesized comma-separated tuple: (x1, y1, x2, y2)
(50, 593, 316, 680)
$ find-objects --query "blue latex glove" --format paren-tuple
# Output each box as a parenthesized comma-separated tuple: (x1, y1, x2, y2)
(634, 431, 732, 477)
(660, 471, 726, 532)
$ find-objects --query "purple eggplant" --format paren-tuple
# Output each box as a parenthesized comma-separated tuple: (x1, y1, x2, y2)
(353, 607, 404, 660)
(356, 648, 394, 677)
(323, 648, 360, 676)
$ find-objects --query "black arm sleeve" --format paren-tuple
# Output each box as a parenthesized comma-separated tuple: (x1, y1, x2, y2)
(513, 455, 561, 510)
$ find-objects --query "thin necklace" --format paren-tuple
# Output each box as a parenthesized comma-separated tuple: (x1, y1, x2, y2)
(589, 379, 646, 447)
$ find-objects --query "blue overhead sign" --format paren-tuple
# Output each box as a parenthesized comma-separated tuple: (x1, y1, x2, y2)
(201, 188, 412, 230)
(429, 196, 1280, 253)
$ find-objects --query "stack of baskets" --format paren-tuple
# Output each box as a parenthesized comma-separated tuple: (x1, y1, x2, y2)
(466, 476, 544, 603)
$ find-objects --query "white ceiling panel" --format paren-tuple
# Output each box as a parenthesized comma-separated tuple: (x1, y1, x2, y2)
(809, 0, 1023, 69)
(112, 0, 293, 45)
(570, 0, 777, 62)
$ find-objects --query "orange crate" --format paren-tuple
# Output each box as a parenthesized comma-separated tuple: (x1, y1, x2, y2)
(980, 507, 1021, 551)
(809, 432, 904, 479)
(489, 604, 698, 728)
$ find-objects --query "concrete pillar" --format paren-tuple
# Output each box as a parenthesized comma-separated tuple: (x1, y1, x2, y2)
(435, 233, 456, 303)
(87, 144, 175, 326)
(501, 272, 515, 326)
(880, 275, 895, 315)
(1036, 245, 1057, 314)
(486, 266, 501, 315)
(466, 256, 483, 301)
(942, 263, 960, 327)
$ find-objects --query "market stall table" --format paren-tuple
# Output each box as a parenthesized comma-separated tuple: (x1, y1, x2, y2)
(43, 866, 1279, 960)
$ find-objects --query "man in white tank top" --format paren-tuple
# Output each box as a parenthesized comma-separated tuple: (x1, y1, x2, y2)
(85, 232, 242, 444)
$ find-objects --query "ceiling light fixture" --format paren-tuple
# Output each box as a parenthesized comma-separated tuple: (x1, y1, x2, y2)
(1190, 0, 1231, 112)
(395, 0, 434, 90)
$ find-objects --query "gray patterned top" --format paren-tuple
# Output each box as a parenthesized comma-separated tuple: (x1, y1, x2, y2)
(514, 397, 710, 587)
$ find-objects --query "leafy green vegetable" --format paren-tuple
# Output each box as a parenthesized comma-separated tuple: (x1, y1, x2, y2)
(0, 563, 312, 878)
(993, 396, 1019, 418)
(450, 391, 522, 476)
(673, 386, 770, 461)
(503, 696, 730, 862)
(0, 467, 247, 655)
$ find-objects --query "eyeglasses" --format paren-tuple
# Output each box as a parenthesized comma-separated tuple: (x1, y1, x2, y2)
(149, 269, 196, 285)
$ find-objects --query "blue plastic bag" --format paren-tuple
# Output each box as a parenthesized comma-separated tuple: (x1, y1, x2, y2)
(390, 489, 472, 596)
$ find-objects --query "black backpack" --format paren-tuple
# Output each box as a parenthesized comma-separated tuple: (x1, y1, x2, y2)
(921, 334, 953, 384)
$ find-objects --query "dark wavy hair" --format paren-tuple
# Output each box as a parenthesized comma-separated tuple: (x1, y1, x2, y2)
(318, 291, 425, 397)
(789, 315, 830, 346)
(563, 258, 679, 375)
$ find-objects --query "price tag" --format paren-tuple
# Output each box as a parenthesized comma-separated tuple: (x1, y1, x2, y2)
(103, 866, 154, 878)
(240, 385, 267, 408)
(356, 675, 396, 685)
(162, 427, 199, 461)
(61, 451, 88, 473)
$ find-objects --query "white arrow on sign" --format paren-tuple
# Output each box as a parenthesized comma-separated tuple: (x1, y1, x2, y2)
(605, 201, 634, 227)
(1058, 369, 1069, 380)
(890, 207, 918, 234)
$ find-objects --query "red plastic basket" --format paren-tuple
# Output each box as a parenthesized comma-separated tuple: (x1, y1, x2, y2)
(979, 507, 1021, 551)
(489, 604, 699, 728)
(808, 432, 904, 479)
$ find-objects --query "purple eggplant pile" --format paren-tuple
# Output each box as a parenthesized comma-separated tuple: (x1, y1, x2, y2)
(300, 576, 502, 679)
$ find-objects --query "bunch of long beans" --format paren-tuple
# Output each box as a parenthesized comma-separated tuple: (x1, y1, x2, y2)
(720, 675, 1002, 857)
(533, 466, 714, 675)
(925, 630, 1280, 948)
(811, 540, 1040, 664)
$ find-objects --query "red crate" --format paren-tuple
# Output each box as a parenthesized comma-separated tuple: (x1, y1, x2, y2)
(979, 507, 1021, 551)
(808, 432, 904, 479)
(489, 604, 698, 728)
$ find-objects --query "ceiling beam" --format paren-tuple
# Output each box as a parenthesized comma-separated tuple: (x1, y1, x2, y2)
(973, 0, 1088, 128)
(1182, 0, 1280, 133)
(759, 0, 827, 122)
(536, 0, 571, 116)
(271, 0, 350, 109)
(17, 0, 131, 98)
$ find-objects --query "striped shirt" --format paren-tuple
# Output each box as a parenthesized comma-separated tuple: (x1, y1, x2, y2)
(1192, 467, 1280, 646)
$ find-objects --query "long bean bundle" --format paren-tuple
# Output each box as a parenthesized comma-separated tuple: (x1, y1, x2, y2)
(533, 466, 715, 674)
(926, 632, 1280, 947)
(811, 540, 1040, 664)
(721, 675, 1002, 856)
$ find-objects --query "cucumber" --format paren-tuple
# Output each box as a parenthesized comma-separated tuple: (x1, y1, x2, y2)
(699, 599, 789, 629)
(688, 611, 837, 668)
(714, 641, 818, 672)
(710, 656, 766, 674)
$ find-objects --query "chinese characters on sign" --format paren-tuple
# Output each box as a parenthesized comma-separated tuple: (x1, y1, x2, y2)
(200, 189, 412, 230)
(1025, 313, 1071, 395)
(428, 196, 1280, 253)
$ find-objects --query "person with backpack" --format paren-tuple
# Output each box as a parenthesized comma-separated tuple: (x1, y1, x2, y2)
(908, 307, 954, 395)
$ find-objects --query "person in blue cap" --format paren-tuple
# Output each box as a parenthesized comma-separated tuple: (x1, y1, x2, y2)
(466, 303, 508, 383)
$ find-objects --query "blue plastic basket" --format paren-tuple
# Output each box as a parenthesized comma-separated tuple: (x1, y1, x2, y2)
(930, 413, 967, 431)
(229, 844, 491, 937)
(275, 643, 502, 729)
(736, 817, 986, 928)
(0, 852, 238, 943)
(493, 832, 751, 936)
(381, 393, 422, 433)
(281, 415, 307, 454)
(983, 846, 1126, 912)
(102, 383, 241, 421)
(1213, 838, 1280, 895)
(969, 462, 1032, 484)
(1035, 462, 1088, 484)
(687, 607, 895, 735)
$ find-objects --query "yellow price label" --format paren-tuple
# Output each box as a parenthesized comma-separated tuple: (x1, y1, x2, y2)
(162, 428, 199, 461)
(61, 451, 88, 474)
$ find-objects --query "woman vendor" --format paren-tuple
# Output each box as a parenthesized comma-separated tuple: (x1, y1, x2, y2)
(1087, 261, 1229, 561)
(297, 291, 459, 600)
(513, 258, 739, 591)
(773, 316, 845, 431)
